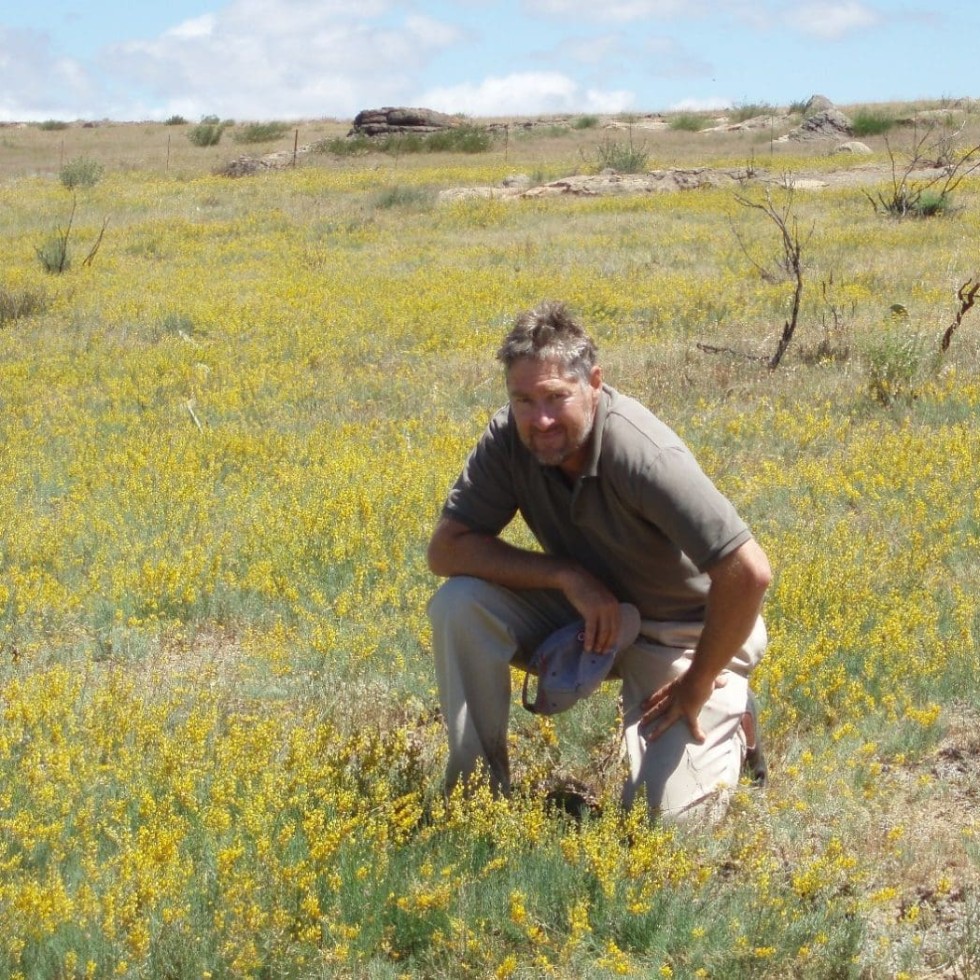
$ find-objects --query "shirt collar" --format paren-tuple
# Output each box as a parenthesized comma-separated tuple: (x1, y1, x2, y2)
(581, 385, 612, 479)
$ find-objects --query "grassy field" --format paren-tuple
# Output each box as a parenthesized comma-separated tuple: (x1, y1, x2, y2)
(1, 103, 979, 978)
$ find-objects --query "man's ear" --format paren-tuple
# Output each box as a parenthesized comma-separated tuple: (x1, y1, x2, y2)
(589, 365, 603, 391)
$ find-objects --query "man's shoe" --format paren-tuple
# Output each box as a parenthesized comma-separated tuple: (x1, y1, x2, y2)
(742, 690, 768, 787)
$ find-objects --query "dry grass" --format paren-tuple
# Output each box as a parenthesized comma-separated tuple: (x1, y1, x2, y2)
(4, 97, 977, 186)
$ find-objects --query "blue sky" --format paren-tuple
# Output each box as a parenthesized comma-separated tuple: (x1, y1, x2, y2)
(1, 0, 976, 122)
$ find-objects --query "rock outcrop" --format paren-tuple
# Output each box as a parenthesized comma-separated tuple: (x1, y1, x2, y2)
(802, 94, 835, 118)
(786, 107, 853, 141)
(349, 107, 460, 137)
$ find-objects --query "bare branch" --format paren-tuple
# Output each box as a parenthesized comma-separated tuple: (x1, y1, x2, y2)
(941, 276, 980, 352)
(82, 217, 109, 268)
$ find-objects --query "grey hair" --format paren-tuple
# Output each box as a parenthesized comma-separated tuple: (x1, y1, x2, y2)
(495, 301, 598, 383)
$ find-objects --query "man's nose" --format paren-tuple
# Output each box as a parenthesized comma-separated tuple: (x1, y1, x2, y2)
(530, 404, 556, 428)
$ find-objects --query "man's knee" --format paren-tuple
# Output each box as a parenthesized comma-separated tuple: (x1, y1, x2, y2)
(428, 576, 498, 630)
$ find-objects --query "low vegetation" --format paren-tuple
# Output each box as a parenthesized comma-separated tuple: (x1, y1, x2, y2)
(591, 133, 649, 172)
(851, 107, 898, 137)
(187, 115, 230, 147)
(59, 156, 104, 190)
(317, 123, 494, 158)
(669, 112, 709, 132)
(729, 101, 777, 122)
(232, 121, 291, 144)
(0, 283, 47, 326)
(0, 99, 979, 978)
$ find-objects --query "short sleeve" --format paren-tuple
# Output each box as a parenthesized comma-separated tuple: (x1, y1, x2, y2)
(442, 408, 519, 536)
(630, 446, 750, 571)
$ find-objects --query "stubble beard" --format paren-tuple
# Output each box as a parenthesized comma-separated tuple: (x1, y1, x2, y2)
(525, 406, 596, 468)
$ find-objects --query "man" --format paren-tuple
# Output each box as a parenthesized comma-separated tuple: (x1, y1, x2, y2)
(427, 301, 771, 821)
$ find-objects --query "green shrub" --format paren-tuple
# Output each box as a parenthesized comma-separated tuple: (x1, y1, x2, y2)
(669, 113, 708, 132)
(35, 236, 70, 274)
(59, 157, 104, 190)
(862, 321, 932, 405)
(730, 102, 776, 122)
(164, 115, 188, 126)
(868, 185, 955, 219)
(315, 126, 492, 157)
(851, 109, 896, 137)
(233, 122, 291, 144)
(188, 119, 227, 147)
(38, 119, 69, 131)
(420, 125, 492, 153)
(593, 135, 649, 173)
(0, 284, 47, 326)
(913, 191, 954, 216)
(572, 115, 600, 130)
(372, 185, 437, 210)
(315, 135, 373, 157)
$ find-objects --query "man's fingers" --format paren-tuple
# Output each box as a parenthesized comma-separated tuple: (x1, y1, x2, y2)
(583, 606, 620, 654)
(640, 679, 709, 744)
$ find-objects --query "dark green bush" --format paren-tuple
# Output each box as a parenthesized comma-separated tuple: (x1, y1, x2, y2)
(420, 125, 492, 153)
(593, 136, 649, 173)
(38, 120, 69, 131)
(669, 113, 708, 132)
(164, 115, 188, 126)
(572, 115, 600, 130)
(188, 119, 227, 147)
(373, 185, 437, 210)
(59, 157, 104, 190)
(316, 126, 493, 157)
(851, 109, 896, 137)
(233, 122, 291, 144)
(36, 237, 70, 274)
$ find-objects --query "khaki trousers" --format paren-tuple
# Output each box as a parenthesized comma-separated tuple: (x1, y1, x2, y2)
(429, 575, 767, 822)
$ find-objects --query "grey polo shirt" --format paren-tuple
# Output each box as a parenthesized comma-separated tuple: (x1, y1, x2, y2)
(442, 384, 752, 622)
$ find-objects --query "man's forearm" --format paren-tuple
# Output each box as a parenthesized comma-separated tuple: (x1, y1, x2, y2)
(427, 516, 624, 652)
(429, 523, 574, 593)
(686, 538, 771, 686)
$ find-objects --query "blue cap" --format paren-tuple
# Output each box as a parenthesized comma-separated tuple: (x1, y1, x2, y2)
(522, 603, 641, 715)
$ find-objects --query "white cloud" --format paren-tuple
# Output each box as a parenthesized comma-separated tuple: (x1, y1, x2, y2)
(103, 0, 463, 120)
(669, 96, 729, 112)
(418, 71, 634, 116)
(785, 1, 880, 38)
(525, 0, 690, 22)
(165, 15, 217, 41)
(0, 27, 101, 121)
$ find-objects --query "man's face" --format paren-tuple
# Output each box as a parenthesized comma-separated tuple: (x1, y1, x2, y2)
(506, 357, 602, 476)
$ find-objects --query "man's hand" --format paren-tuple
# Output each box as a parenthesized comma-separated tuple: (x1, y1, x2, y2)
(427, 516, 623, 654)
(639, 671, 728, 743)
(557, 566, 622, 654)
(641, 539, 771, 743)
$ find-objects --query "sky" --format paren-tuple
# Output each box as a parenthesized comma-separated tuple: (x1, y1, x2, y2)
(1, 0, 977, 123)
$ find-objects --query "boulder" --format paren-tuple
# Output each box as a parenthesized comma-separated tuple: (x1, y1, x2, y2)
(802, 94, 835, 117)
(349, 107, 460, 137)
(787, 108, 853, 141)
